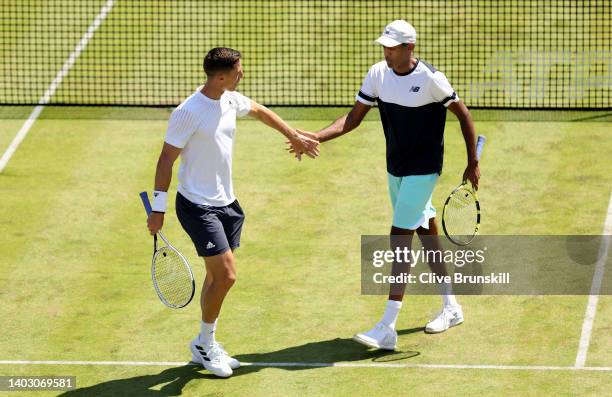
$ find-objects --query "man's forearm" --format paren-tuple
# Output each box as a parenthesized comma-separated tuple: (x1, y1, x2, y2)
(459, 114, 478, 164)
(154, 155, 174, 192)
(257, 107, 297, 139)
(318, 112, 361, 142)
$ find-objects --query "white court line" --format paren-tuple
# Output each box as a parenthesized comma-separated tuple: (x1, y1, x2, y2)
(0, 0, 116, 173)
(575, 192, 612, 368)
(0, 360, 611, 372)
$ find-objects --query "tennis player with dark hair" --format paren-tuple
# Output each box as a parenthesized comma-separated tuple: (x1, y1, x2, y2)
(147, 47, 319, 377)
(297, 21, 480, 349)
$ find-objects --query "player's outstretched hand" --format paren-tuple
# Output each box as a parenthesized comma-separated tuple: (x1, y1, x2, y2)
(286, 129, 320, 159)
(463, 162, 481, 190)
(287, 130, 320, 160)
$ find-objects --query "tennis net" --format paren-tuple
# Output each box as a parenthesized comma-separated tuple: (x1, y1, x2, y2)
(1, 1, 610, 108)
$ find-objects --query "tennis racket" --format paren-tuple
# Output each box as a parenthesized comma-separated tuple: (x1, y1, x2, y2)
(441, 135, 486, 246)
(140, 191, 195, 309)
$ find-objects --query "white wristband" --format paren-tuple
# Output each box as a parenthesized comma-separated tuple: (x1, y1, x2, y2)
(151, 190, 168, 213)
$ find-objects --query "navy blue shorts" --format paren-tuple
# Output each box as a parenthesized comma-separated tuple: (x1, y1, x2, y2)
(175, 192, 245, 257)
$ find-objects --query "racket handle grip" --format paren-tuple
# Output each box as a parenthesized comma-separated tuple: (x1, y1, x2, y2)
(476, 135, 486, 161)
(140, 191, 153, 216)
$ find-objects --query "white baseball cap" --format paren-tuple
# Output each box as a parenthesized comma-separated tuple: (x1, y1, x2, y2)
(375, 20, 417, 47)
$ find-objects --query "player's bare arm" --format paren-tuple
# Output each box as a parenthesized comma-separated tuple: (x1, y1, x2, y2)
(148, 142, 181, 235)
(248, 100, 319, 159)
(307, 101, 372, 142)
(448, 100, 480, 189)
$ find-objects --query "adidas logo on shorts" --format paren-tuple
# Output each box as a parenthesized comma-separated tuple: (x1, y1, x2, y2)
(206, 242, 216, 249)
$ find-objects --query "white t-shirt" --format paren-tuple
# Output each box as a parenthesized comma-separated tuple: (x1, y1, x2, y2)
(164, 88, 251, 207)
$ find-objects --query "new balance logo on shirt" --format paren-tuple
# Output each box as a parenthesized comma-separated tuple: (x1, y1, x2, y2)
(206, 242, 216, 249)
(410, 86, 420, 92)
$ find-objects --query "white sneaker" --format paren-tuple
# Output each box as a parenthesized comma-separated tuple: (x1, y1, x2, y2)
(190, 339, 233, 377)
(190, 337, 240, 370)
(425, 305, 464, 334)
(214, 342, 241, 370)
(353, 322, 397, 350)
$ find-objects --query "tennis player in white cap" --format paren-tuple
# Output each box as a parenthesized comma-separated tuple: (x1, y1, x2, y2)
(297, 20, 480, 349)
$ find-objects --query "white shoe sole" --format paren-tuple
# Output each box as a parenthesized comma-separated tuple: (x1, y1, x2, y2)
(352, 334, 396, 350)
(424, 317, 464, 334)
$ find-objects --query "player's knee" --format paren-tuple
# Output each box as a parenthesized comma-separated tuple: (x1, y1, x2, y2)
(216, 259, 236, 288)
(208, 251, 237, 290)
(219, 272, 236, 290)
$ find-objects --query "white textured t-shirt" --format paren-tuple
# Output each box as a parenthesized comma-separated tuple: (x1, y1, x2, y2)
(165, 88, 251, 207)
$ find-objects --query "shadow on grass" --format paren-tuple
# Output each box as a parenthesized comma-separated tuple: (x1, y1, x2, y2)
(57, 327, 423, 395)
(570, 112, 612, 122)
(232, 327, 423, 376)
(58, 365, 217, 397)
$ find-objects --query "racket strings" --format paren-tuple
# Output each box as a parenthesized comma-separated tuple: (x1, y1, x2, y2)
(153, 246, 193, 307)
(444, 188, 478, 243)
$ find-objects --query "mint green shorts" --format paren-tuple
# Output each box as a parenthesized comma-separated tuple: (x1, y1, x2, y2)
(388, 173, 438, 230)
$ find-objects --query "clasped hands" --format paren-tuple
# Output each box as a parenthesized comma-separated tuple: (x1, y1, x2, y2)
(286, 129, 320, 160)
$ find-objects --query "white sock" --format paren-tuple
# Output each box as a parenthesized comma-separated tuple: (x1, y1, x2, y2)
(200, 319, 217, 346)
(439, 282, 459, 308)
(380, 300, 402, 330)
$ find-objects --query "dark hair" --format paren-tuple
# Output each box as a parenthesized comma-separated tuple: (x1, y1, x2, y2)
(203, 47, 241, 76)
